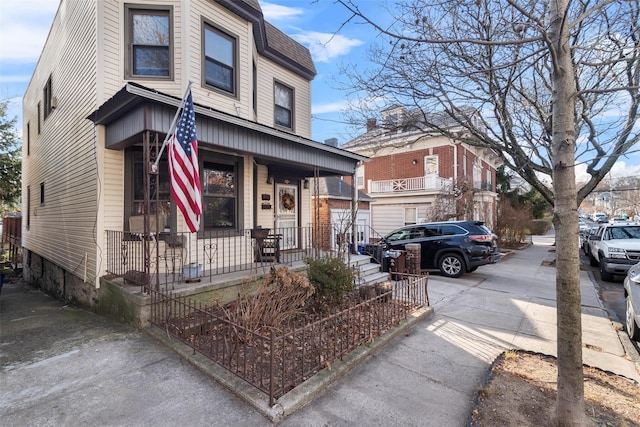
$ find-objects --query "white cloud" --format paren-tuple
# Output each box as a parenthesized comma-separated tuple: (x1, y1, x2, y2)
(0, 0, 58, 63)
(312, 100, 350, 115)
(260, 1, 304, 22)
(293, 31, 364, 63)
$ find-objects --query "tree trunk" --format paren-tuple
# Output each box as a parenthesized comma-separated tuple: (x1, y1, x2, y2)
(549, 0, 585, 425)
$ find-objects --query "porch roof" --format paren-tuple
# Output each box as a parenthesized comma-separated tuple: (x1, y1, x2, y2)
(87, 83, 367, 177)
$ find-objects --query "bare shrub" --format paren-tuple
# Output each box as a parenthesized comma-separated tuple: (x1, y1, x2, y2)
(496, 198, 533, 245)
(219, 266, 314, 333)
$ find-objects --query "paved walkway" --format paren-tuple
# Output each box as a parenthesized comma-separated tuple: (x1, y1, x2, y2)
(1, 231, 638, 426)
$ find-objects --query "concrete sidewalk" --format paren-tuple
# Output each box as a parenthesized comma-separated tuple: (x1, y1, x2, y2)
(1, 233, 639, 426)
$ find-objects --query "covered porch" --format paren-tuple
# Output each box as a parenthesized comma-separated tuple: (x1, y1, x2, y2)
(89, 83, 368, 298)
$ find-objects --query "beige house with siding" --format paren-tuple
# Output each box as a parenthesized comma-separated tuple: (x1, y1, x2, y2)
(22, 0, 365, 309)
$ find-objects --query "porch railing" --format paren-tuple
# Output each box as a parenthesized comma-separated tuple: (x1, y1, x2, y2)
(104, 224, 385, 288)
(149, 274, 429, 406)
(369, 175, 453, 194)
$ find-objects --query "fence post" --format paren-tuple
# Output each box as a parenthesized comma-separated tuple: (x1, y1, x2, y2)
(269, 329, 275, 407)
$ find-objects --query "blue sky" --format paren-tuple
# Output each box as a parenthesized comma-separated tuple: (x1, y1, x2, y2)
(0, 0, 383, 145)
(1, 0, 638, 182)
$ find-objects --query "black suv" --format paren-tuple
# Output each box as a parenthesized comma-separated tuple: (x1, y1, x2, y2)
(383, 220, 500, 278)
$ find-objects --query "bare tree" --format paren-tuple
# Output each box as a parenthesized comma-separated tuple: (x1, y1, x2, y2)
(336, 0, 639, 424)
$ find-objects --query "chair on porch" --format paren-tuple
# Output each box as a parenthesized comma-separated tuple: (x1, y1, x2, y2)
(251, 228, 282, 263)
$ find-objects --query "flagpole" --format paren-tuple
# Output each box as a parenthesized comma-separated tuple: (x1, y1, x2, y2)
(151, 81, 193, 173)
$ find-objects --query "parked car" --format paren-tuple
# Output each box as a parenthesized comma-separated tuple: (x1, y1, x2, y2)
(588, 223, 640, 281)
(382, 220, 500, 278)
(623, 262, 640, 341)
(593, 213, 609, 223)
(581, 226, 599, 256)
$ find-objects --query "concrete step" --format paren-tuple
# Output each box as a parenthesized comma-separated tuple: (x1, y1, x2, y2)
(356, 271, 390, 287)
(346, 254, 374, 268)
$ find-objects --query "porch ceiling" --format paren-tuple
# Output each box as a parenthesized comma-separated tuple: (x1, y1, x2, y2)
(88, 83, 367, 176)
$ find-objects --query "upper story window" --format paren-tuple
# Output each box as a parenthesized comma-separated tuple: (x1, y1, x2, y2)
(424, 155, 438, 176)
(126, 6, 172, 78)
(356, 164, 365, 189)
(204, 24, 236, 95)
(252, 60, 257, 114)
(43, 76, 53, 120)
(274, 81, 294, 130)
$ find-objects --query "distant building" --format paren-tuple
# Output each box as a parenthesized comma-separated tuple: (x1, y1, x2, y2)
(341, 105, 501, 235)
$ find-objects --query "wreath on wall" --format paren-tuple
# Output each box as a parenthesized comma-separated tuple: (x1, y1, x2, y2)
(282, 193, 295, 210)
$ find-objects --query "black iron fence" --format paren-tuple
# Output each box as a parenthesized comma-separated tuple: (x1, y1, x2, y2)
(149, 274, 429, 406)
(105, 224, 387, 288)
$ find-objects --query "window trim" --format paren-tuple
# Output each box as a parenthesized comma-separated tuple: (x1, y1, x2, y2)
(124, 5, 173, 80)
(424, 155, 439, 176)
(202, 20, 238, 97)
(274, 80, 294, 131)
(252, 59, 257, 115)
(43, 76, 53, 121)
(26, 186, 31, 229)
(404, 207, 417, 226)
(201, 154, 243, 233)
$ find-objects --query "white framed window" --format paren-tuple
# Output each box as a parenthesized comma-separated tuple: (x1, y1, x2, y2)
(404, 207, 417, 225)
(424, 155, 438, 175)
(356, 164, 365, 189)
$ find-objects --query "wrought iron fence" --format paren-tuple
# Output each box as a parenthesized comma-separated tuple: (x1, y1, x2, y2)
(149, 274, 428, 406)
(105, 224, 387, 288)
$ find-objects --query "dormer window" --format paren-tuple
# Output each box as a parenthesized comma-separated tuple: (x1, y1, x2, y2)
(274, 81, 294, 130)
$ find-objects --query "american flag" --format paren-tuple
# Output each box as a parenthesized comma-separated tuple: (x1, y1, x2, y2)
(168, 90, 202, 232)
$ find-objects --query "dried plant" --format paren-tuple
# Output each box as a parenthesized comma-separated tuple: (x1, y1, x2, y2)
(219, 266, 314, 333)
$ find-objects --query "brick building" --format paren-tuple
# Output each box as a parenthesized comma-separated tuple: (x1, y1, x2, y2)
(342, 105, 501, 235)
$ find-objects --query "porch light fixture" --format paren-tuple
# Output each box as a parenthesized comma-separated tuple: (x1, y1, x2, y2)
(303, 179, 309, 189)
(412, 159, 418, 165)
(267, 175, 274, 184)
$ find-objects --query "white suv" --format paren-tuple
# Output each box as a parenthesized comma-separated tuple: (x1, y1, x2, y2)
(588, 223, 640, 281)
(623, 262, 640, 341)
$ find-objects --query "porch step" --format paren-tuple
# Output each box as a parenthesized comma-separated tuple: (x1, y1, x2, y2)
(347, 255, 389, 287)
(356, 271, 390, 287)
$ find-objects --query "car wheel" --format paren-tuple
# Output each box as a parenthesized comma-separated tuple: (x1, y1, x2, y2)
(626, 295, 640, 341)
(599, 259, 614, 282)
(439, 253, 465, 278)
(589, 253, 598, 267)
(468, 266, 478, 272)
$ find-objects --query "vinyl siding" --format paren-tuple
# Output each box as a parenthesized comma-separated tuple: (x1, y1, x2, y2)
(190, 1, 251, 119)
(22, 0, 99, 280)
(256, 56, 312, 139)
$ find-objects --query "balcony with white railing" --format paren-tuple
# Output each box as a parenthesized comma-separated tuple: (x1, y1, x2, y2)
(369, 175, 453, 194)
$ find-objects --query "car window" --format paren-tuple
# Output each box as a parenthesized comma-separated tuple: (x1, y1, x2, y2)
(440, 225, 465, 236)
(424, 226, 440, 237)
(410, 227, 426, 239)
(387, 229, 411, 241)
(610, 226, 640, 239)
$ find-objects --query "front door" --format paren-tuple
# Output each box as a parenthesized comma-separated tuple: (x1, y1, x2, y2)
(275, 184, 298, 249)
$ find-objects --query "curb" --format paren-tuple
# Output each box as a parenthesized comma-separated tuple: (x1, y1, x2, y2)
(146, 306, 435, 422)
